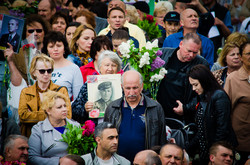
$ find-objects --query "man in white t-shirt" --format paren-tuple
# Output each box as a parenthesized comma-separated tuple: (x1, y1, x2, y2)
(81, 122, 130, 165)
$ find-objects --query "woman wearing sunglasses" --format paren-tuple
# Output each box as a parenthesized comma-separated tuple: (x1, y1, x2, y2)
(18, 54, 72, 137)
(42, 31, 83, 101)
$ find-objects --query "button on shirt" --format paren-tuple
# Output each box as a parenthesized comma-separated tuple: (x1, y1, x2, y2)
(118, 95, 146, 162)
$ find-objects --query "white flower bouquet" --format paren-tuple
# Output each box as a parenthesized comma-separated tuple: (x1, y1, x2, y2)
(119, 40, 167, 100)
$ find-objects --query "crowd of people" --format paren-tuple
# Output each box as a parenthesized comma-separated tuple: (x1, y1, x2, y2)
(0, 0, 249, 164)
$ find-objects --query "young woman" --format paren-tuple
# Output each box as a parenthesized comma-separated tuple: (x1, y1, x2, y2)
(173, 64, 237, 164)
(68, 24, 96, 67)
(42, 31, 83, 101)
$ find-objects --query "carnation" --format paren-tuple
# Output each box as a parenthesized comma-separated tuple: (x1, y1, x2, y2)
(151, 56, 165, 71)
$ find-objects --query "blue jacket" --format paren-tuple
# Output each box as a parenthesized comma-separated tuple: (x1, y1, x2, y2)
(163, 31, 214, 68)
(28, 118, 80, 165)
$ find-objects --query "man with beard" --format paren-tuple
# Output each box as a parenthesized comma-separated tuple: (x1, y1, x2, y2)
(81, 122, 130, 164)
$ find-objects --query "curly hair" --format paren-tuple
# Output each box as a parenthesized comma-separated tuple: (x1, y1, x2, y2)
(41, 90, 69, 114)
(42, 31, 71, 58)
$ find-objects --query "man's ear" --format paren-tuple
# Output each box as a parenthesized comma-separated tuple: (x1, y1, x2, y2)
(180, 19, 184, 27)
(209, 154, 215, 162)
(95, 137, 101, 144)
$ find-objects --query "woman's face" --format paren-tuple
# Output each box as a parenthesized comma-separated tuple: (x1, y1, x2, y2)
(33, 60, 52, 83)
(76, 29, 95, 53)
(52, 17, 67, 34)
(189, 77, 204, 95)
(99, 57, 118, 74)
(47, 98, 67, 121)
(65, 26, 77, 45)
(240, 44, 250, 68)
(226, 47, 241, 69)
(47, 41, 65, 60)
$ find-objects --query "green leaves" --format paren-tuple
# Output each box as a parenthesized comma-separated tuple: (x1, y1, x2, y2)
(61, 122, 97, 155)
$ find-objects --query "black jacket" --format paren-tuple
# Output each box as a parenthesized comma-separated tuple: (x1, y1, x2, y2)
(157, 48, 209, 123)
(186, 90, 238, 150)
(104, 95, 166, 149)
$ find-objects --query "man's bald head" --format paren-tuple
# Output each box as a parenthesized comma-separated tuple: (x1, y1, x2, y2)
(134, 150, 161, 165)
(108, 0, 126, 12)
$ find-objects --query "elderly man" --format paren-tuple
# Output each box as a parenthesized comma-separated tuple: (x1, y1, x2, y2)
(160, 143, 184, 165)
(163, 8, 214, 68)
(209, 141, 234, 165)
(0, 19, 20, 52)
(99, 0, 146, 49)
(3, 135, 29, 163)
(104, 70, 166, 162)
(157, 33, 209, 123)
(81, 122, 130, 164)
(38, 0, 56, 21)
(133, 150, 162, 165)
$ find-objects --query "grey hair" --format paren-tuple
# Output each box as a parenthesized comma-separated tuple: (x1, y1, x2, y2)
(4, 135, 28, 156)
(121, 69, 143, 86)
(145, 152, 162, 165)
(97, 50, 122, 73)
(94, 122, 116, 138)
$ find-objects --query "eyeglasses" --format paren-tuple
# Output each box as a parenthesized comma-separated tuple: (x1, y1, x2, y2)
(37, 69, 53, 74)
(27, 29, 43, 33)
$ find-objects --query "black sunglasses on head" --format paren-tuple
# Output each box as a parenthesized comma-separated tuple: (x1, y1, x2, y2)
(27, 29, 43, 33)
(37, 69, 53, 74)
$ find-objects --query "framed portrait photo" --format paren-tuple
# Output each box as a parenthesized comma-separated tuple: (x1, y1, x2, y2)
(0, 14, 24, 53)
(87, 74, 122, 118)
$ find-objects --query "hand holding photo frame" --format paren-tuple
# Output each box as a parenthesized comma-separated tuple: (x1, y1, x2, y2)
(87, 74, 122, 118)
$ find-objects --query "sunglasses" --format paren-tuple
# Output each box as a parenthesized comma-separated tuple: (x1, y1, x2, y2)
(27, 29, 43, 33)
(37, 69, 53, 74)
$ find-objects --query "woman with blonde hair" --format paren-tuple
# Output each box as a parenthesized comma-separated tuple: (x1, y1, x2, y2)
(213, 43, 242, 86)
(68, 24, 96, 67)
(18, 54, 72, 137)
(28, 90, 79, 164)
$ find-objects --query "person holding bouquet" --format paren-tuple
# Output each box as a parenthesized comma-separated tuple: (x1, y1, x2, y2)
(28, 91, 80, 165)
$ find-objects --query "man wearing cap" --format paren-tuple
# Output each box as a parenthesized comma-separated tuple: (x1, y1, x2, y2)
(163, 8, 214, 68)
(133, 1, 150, 21)
(157, 11, 181, 48)
(93, 81, 113, 112)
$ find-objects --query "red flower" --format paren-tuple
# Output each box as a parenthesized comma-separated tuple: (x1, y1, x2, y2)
(82, 120, 95, 136)
(145, 15, 154, 23)
(22, 43, 35, 50)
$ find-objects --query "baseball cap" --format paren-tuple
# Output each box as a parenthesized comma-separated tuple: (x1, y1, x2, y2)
(164, 11, 180, 22)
